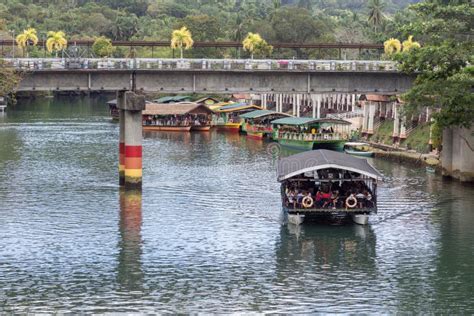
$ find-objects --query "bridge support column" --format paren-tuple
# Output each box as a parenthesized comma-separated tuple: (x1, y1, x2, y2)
(119, 109, 125, 186)
(367, 102, 376, 134)
(296, 94, 301, 117)
(118, 91, 146, 190)
(362, 102, 369, 133)
(392, 103, 400, 139)
(399, 117, 407, 139)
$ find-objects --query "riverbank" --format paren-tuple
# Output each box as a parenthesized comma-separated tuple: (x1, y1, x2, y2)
(368, 141, 441, 171)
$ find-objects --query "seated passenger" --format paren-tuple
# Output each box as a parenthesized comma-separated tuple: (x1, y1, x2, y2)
(321, 191, 332, 208)
(330, 190, 339, 209)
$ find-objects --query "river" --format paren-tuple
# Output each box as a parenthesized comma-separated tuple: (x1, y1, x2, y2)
(0, 97, 473, 313)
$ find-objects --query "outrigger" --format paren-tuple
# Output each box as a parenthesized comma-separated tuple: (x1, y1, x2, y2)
(142, 102, 214, 132)
(277, 150, 383, 225)
(271, 117, 351, 151)
(240, 110, 292, 139)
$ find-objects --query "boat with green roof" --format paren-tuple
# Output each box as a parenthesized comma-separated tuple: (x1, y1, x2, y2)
(271, 117, 351, 151)
(240, 110, 292, 139)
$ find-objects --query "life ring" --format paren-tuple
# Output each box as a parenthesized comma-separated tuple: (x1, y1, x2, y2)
(345, 195, 357, 208)
(302, 196, 314, 208)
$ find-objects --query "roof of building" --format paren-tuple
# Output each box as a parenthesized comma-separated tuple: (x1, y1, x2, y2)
(360, 94, 390, 102)
(107, 99, 117, 105)
(232, 93, 251, 100)
(153, 95, 192, 103)
(214, 103, 262, 113)
(239, 110, 292, 119)
(142, 103, 214, 116)
(277, 149, 383, 181)
(271, 117, 351, 126)
(195, 97, 220, 104)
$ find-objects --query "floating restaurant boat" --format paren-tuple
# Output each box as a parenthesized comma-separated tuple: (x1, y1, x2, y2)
(213, 103, 262, 132)
(240, 110, 292, 139)
(142, 102, 214, 132)
(277, 150, 383, 225)
(271, 117, 351, 151)
(343, 142, 374, 157)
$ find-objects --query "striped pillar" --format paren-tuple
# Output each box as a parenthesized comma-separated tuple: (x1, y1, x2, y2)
(124, 110, 143, 189)
(119, 109, 125, 186)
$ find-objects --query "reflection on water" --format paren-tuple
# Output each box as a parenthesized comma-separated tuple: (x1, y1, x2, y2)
(117, 190, 143, 293)
(0, 97, 474, 313)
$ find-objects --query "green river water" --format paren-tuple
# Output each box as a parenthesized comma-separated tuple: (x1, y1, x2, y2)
(0, 97, 473, 313)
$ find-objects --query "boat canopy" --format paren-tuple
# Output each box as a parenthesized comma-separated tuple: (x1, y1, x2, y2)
(239, 110, 292, 119)
(214, 103, 262, 113)
(277, 149, 383, 181)
(107, 99, 117, 106)
(271, 117, 351, 126)
(153, 95, 192, 103)
(142, 103, 214, 116)
(344, 142, 370, 147)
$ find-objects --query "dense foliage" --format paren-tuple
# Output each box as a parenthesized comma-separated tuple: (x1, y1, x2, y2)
(0, 0, 418, 58)
(390, 0, 473, 129)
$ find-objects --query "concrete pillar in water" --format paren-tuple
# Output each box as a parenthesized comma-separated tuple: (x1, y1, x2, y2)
(441, 127, 474, 182)
(317, 94, 321, 119)
(118, 91, 146, 189)
(351, 94, 356, 112)
(311, 94, 316, 118)
(118, 91, 126, 186)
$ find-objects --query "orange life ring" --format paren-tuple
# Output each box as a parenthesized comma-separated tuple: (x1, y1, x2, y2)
(345, 195, 357, 208)
(302, 196, 314, 208)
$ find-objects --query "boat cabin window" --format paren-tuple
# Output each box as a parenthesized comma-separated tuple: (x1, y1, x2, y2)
(282, 168, 377, 210)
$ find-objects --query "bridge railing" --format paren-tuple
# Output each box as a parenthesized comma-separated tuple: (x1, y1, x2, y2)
(2, 58, 398, 72)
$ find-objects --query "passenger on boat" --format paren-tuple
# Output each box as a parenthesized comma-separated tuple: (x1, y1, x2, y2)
(321, 190, 332, 208)
(330, 190, 340, 209)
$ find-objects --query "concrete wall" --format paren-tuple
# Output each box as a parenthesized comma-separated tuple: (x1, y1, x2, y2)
(16, 69, 414, 94)
(442, 127, 474, 182)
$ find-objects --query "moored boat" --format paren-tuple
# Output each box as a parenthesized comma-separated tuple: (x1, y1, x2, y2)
(142, 102, 214, 132)
(240, 110, 292, 139)
(271, 117, 352, 151)
(277, 150, 382, 225)
(213, 103, 262, 132)
(343, 142, 374, 157)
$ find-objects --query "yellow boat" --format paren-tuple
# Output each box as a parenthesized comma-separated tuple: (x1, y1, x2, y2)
(213, 103, 262, 133)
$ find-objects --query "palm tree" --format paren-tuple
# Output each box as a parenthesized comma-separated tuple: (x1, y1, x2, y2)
(367, 0, 385, 33)
(170, 26, 194, 59)
(46, 31, 67, 57)
(242, 32, 263, 59)
(384, 38, 401, 55)
(402, 35, 421, 52)
(15, 28, 38, 57)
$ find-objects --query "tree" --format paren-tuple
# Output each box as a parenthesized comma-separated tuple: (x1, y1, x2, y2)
(15, 28, 38, 57)
(384, 38, 401, 55)
(242, 32, 273, 59)
(392, 1, 474, 129)
(170, 26, 193, 59)
(0, 60, 21, 96)
(46, 31, 67, 57)
(402, 35, 420, 53)
(92, 36, 115, 58)
(367, 0, 385, 33)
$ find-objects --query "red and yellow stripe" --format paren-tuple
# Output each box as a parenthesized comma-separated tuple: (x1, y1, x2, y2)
(124, 145, 142, 187)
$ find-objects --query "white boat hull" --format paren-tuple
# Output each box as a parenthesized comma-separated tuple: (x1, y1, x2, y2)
(352, 214, 369, 225)
(288, 214, 305, 225)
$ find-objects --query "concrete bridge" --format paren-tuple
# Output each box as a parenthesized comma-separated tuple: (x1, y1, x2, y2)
(5, 58, 413, 94)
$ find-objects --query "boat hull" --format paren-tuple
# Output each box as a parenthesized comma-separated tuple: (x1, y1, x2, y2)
(216, 123, 241, 132)
(191, 125, 211, 131)
(143, 125, 192, 132)
(344, 149, 374, 157)
(246, 131, 264, 139)
(277, 138, 314, 150)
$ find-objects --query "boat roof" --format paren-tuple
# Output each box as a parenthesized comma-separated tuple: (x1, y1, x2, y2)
(277, 149, 383, 181)
(239, 110, 292, 119)
(214, 103, 262, 113)
(344, 142, 370, 146)
(107, 99, 117, 105)
(142, 103, 214, 116)
(195, 96, 220, 104)
(271, 117, 351, 126)
(153, 95, 191, 103)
